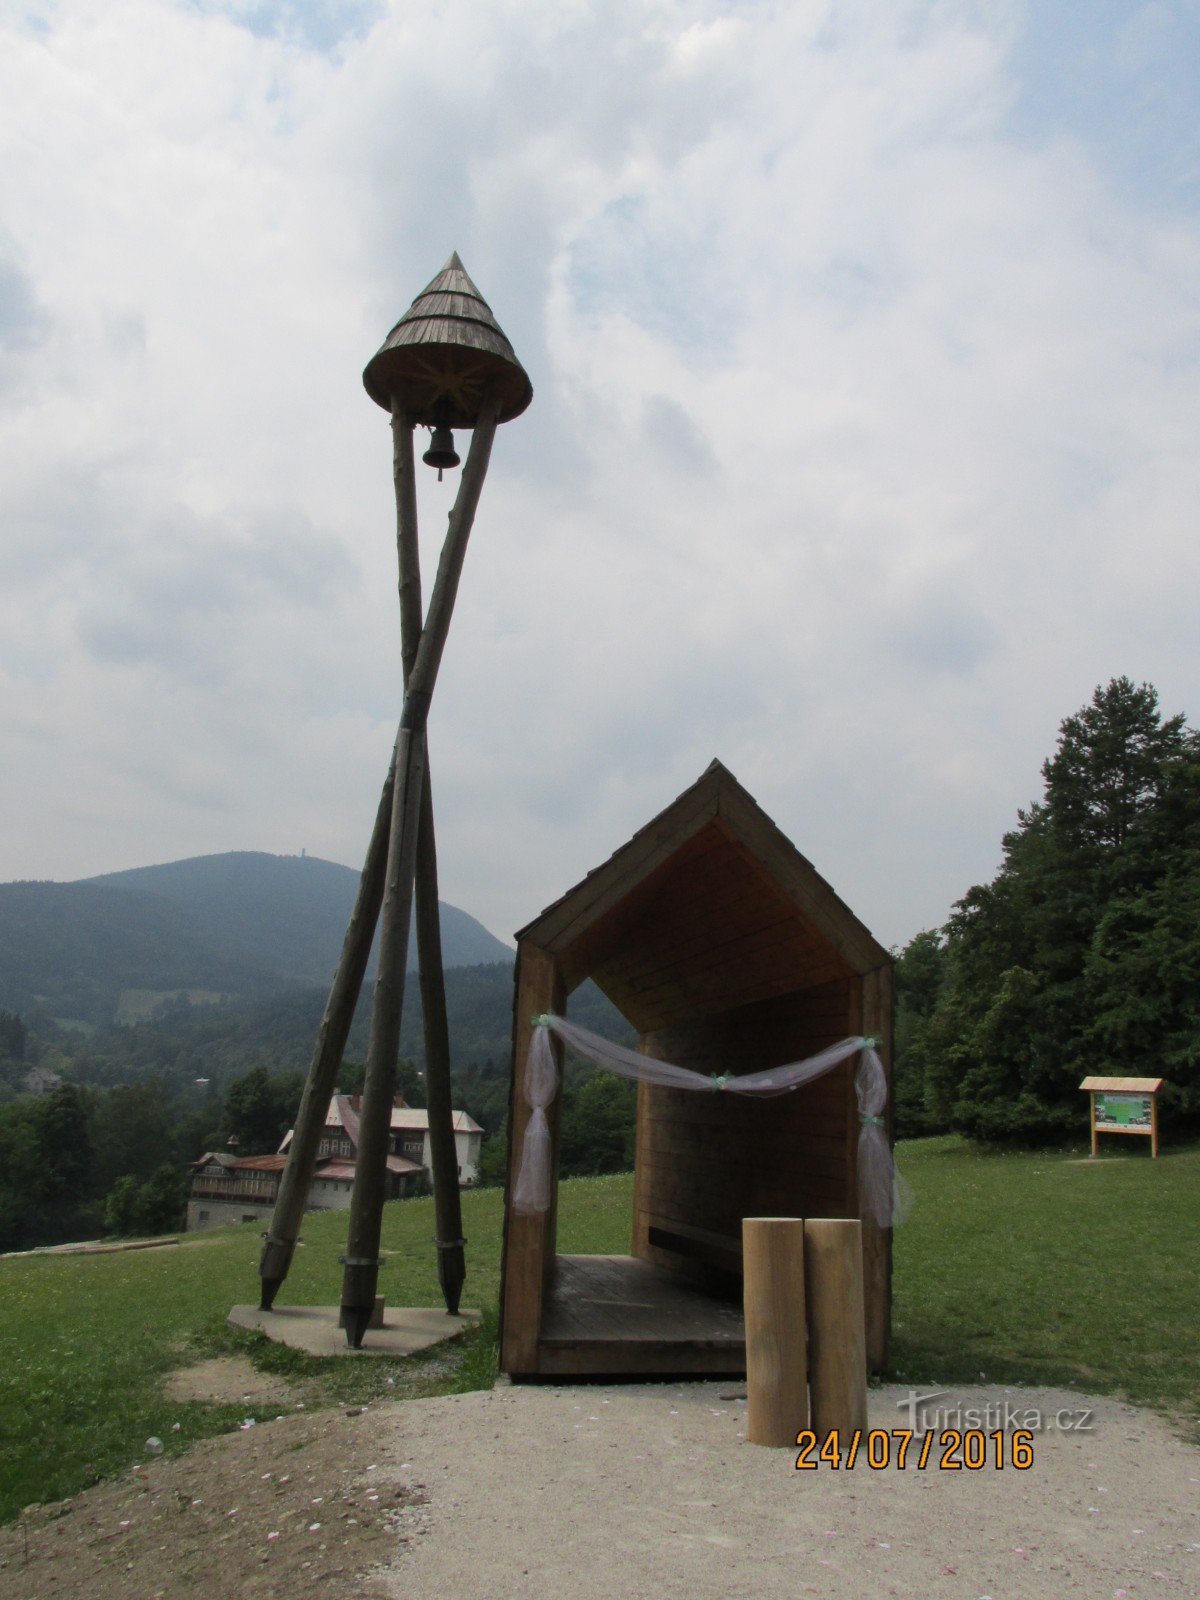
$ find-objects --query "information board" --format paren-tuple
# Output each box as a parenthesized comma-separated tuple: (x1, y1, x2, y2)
(1079, 1076, 1162, 1158)
(1094, 1092, 1153, 1131)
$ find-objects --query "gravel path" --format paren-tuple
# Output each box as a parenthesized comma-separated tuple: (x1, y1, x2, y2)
(4, 1382, 1197, 1598)
(374, 1382, 1200, 1599)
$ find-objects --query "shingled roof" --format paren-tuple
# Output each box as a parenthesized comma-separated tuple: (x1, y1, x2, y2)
(362, 252, 532, 425)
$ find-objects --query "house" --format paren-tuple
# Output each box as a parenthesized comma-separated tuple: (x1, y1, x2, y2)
(186, 1152, 291, 1232)
(186, 1093, 483, 1231)
(280, 1093, 484, 1186)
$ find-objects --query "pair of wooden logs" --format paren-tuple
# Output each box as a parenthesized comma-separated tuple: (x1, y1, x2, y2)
(742, 1217, 867, 1448)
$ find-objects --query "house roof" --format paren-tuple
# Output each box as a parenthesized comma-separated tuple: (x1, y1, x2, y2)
(278, 1098, 483, 1155)
(191, 1152, 236, 1171)
(190, 1152, 285, 1173)
(315, 1155, 424, 1183)
(323, 1098, 483, 1137)
(516, 760, 890, 1031)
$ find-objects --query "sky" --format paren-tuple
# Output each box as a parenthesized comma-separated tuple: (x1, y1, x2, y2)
(2, 0, 1199, 954)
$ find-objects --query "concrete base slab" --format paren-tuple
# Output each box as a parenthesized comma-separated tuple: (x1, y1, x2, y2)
(228, 1303, 481, 1357)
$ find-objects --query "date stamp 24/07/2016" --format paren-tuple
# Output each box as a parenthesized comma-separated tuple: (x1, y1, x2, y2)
(794, 1428, 1035, 1471)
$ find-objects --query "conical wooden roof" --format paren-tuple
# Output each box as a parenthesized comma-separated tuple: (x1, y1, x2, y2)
(363, 253, 532, 426)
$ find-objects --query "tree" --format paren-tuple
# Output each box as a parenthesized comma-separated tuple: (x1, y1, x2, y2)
(475, 1122, 508, 1187)
(559, 1072, 637, 1176)
(89, 1079, 179, 1194)
(1082, 732, 1200, 1119)
(337, 1056, 425, 1107)
(102, 1175, 141, 1236)
(913, 678, 1200, 1142)
(34, 1084, 98, 1236)
(104, 1163, 186, 1236)
(0, 1099, 43, 1249)
(223, 1066, 304, 1153)
(0, 1011, 26, 1062)
(0, 1084, 101, 1247)
(1043, 678, 1185, 858)
(892, 930, 949, 1136)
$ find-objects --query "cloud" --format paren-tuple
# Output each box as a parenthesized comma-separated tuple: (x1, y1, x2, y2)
(0, 238, 51, 401)
(0, 0, 1198, 956)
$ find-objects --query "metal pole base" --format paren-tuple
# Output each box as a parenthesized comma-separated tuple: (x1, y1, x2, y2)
(341, 1305, 373, 1349)
(258, 1235, 297, 1309)
(437, 1240, 466, 1316)
(339, 1258, 383, 1348)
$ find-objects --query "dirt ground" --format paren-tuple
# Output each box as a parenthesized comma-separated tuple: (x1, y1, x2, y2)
(3, 1381, 1197, 1599)
(163, 1355, 299, 1409)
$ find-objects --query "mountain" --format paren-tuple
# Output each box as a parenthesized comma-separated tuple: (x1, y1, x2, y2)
(0, 851, 513, 1024)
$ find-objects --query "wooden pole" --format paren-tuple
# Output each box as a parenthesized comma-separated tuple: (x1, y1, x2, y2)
(340, 721, 426, 1344)
(340, 398, 500, 1346)
(742, 1217, 808, 1447)
(257, 755, 393, 1307)
(390, 402, 466, 1316)
(1150, 1093, 1159, 1159)
(1090, 1093, 1099, 1159)
(804, 1218, 868, 1440)
(414, 777, 467, 1313)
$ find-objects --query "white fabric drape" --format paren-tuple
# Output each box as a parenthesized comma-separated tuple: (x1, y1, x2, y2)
(509, 1022, 559, 1214)
(512, 1013, 909, 1227)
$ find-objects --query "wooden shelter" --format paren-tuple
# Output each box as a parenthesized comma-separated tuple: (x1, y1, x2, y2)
(500, 761, 894, 1380)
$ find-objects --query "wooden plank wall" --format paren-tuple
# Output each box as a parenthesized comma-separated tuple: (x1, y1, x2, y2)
(587, 825, 851, 1033)
(633, 981, 856, 1279)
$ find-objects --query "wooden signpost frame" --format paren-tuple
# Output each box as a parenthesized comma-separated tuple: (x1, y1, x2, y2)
(1079, 1076, 1163, 1159)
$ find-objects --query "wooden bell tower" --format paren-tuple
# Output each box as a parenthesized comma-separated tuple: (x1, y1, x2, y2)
(259, 255, 531, 1345)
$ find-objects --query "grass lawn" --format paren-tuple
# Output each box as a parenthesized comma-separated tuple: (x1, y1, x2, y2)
(1, 1138, 1197, 1523)
(890, 1135, 1200, 1423)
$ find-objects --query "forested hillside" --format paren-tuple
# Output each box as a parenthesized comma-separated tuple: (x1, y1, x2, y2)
(0, 961, 632, 1250)
(24, 962, 624, 1094)
(0, 851, 511, 1024)
(894, 678, 1200, 1142)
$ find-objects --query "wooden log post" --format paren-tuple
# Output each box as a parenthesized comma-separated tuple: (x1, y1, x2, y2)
(804, 1217, 868, 1439)
(742, 1217, 808, 1447)
(414, 778, 467, 1313)
(340, 397, 500, 1347)
(391, 403, 467, 1317)
(257, 755, 394, 1308)
(340, 722, 426, 1344)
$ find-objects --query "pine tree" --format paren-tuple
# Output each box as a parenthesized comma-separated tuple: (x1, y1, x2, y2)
(915, 678, 1199, 1141)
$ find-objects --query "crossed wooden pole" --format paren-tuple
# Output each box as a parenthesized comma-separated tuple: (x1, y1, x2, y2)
(257, 256, 530, 1345)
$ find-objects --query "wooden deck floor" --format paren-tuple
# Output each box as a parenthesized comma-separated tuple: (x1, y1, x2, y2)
(536, 1254, 746, 1377)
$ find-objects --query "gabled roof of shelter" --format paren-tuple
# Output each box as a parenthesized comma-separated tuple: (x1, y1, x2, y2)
(516, 760, 889, 1029)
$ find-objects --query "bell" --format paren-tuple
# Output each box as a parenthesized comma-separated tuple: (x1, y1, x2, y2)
(422, 425, 460, 479)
